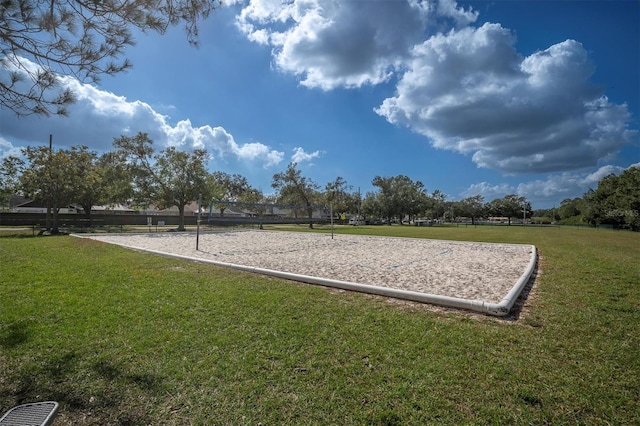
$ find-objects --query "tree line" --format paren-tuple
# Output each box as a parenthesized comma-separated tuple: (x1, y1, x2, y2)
(534, 167, 639, 231)
(1, 133, 638, 232)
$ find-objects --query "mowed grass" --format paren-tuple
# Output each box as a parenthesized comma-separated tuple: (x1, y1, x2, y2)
(0, 225, 638, 425)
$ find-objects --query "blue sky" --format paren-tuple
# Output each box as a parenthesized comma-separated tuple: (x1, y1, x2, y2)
(1, 0, 638, 209)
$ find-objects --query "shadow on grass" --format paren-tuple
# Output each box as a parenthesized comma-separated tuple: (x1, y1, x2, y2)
(0, 230, 70, 238)
(92, 359, 165, 393)
(0, 321, 31, 349)
(366, 409, 404, 426)
(0, 233, 38, 239)
(0, 351, 166, 424)
(502, 252, 541, 323)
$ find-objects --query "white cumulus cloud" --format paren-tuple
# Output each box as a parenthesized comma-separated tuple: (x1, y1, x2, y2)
(161, 120, 284, 167)
(235, 0, 477, 90)
(375, 24, 636, 174)
(291, 146, 322, 163)
(0, 59, 286, 169)
(0, 136, 22, 159)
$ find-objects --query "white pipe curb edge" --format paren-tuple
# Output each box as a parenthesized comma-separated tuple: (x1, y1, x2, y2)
(72, 234, 537, 317)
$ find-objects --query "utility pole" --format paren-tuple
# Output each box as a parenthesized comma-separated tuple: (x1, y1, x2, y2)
(357, 187, 361, 223)
(46, 134, 52, 232)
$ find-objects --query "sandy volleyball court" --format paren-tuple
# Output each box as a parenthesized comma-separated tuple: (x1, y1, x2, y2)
(80, 230, 536, 312)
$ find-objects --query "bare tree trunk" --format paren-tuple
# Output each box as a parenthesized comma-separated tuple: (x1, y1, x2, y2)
(83, 206, 93, 227)
(307, 207, 313, 229)
(51, 204, 60, 234)
(178, 205, 186, 231)
(46, 203, 51, 232)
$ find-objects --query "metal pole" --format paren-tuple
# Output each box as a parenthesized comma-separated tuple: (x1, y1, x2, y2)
(196, 193, 202, 251)
(330, 201, 334, 239)
(357, 187, 361, 224)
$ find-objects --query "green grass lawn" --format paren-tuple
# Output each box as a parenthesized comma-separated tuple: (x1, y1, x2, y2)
(1, 225, 638, 425)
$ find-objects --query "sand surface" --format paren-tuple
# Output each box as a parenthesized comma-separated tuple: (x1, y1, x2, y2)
(83, 230, 535, 304)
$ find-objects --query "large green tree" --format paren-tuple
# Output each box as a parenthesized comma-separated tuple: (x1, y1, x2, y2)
(70, 147, 100, 219)
(395, 176, 429, 223)
(9, 145, 91, 233)
(0, 144, 133, 229)
(73, 149, 134, 223)
(324, 176, 353, 220)
(370, 176, 396, 223)
(361, 191, 383, 222)
(585, 166, 640, 230)
(457, 194, 486, 225)
(488, 194, 532, 225)
(272, 162, 320, 228)
(210, 171, 250, 217)
(0, 155, 22, 208)
(371, 175, 428, 224)
(94, 150, 134, 210)
(557, 197, 585, 221)
(114, 132, 208, 231)
(1, 0, 220, 116)
(428, 189, 448, 220)
(237, 187, 267, 227)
